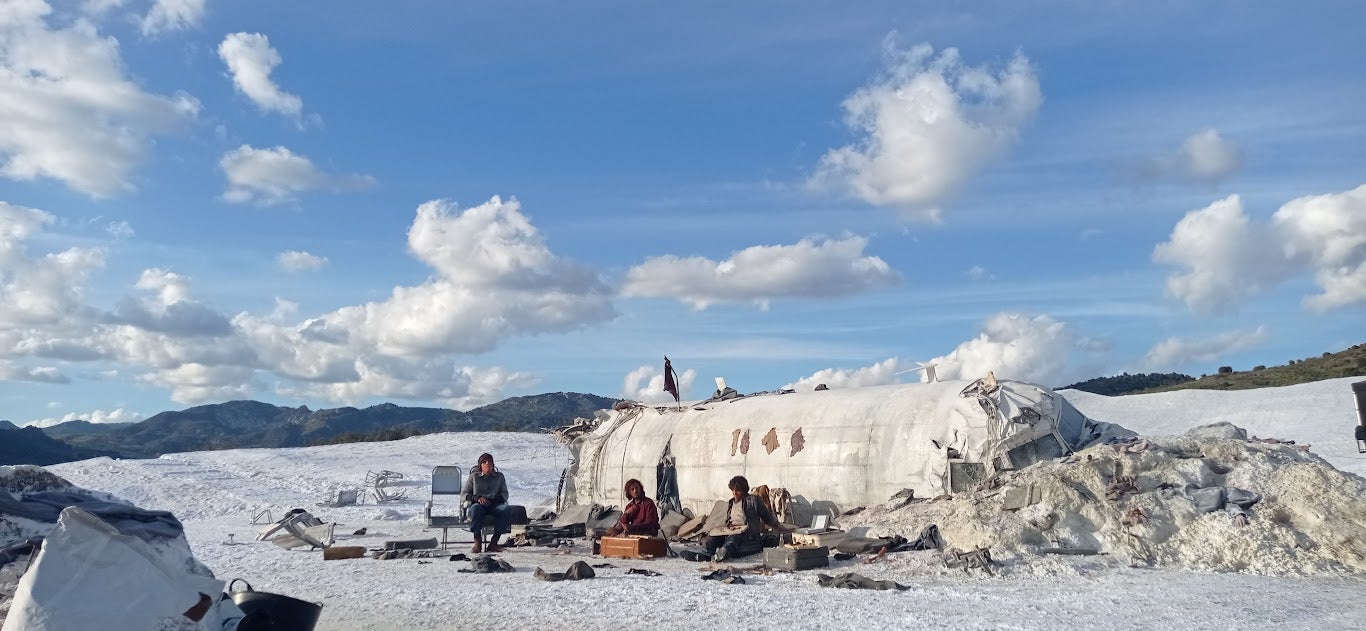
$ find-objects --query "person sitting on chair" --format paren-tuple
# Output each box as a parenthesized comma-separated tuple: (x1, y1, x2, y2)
(605, 478, 660, 537)
(462, 452, 511, 553)
(704, 475, 794, 562)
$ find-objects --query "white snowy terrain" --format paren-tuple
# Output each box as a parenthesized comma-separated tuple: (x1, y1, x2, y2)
(3, 377, 1364, 630)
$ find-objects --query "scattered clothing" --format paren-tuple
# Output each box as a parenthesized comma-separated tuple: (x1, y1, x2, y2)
(700, 569, 745, 584)
(1184, 485, 1261, 521)
(626, 568, 662, 577)
(352, 527, 367, 536)
(533, 560, 595, 581)
(459, 555, 515, 573)
(816, 572, 908, 591)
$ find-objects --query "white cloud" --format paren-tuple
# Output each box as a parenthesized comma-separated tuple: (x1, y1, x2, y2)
(1142, 326, 1269, 371)
(24, 406, 143, 428)
(1155, 186, 1366, 314)
(0, 2, 200, 195)
(785, 357, 906, 391)
(309, 197, 615, 357)
(929, 313, 1084, 385)
(217, 32, 305, 120)
(140, 0, 205, 36)
(810, 41, 1041, 221)
(0, 202, 106, 328)
(0, 360, 69, 383)
(5, 195, 613, 408)
(621, 236, 898, 310)
(278, 250, 328, 272)
(623, 364, 698, 404)
(106, 220, 135, 239)
(1153, 195, 1291, 314)
(1143, 128, 1243, 184)
(965, 265, 992, 281)
(106, 268, 233, 336)
(220, 145, 375, 206)
(137, 363, 257, 404)
(1273, 184, 1366, 311)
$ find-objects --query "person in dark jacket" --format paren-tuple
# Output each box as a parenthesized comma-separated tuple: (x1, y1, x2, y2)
(704, 475, 793, 562)
(606, 478, 660, 537)
(462, 452, 511, 553)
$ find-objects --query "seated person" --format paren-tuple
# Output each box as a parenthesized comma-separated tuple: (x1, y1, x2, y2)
(703, 475, 794, 562)
(605, 478, 660, 537)
(462, 452, 511, 553)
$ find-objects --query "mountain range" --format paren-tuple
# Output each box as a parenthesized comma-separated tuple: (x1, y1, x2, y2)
(1, 392, 615, 466)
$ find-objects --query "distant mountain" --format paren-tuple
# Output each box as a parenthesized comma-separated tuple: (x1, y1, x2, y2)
(24, 392, 616, 464)
(0, 424, 120, 466)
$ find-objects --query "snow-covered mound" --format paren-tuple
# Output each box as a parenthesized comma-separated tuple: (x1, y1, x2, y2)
(839, 423, 1366, 576)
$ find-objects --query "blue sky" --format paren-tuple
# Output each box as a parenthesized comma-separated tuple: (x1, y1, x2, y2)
(2, 1, 1363, 427)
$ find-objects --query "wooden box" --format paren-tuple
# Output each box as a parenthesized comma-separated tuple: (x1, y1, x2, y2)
(599, 536, 668, 559)
(763, 545, 829, 571)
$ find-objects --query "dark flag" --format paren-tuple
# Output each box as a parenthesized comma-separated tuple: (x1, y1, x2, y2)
(662, 356, 680, 403)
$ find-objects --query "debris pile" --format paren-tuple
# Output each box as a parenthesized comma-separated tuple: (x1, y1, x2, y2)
(839, 423, 1366, 575)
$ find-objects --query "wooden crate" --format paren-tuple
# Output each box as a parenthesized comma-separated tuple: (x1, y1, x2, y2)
(599, 536, 668, 559)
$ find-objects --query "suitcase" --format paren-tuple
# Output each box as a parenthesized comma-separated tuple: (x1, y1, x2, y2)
(790, 529, 847, 549)
(599, 536, 668, 559)
(763, 545, 829, 570)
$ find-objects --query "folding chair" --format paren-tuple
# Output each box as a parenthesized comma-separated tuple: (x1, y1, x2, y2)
(365, 470, 407, 503)
(424, 465, 470, 549)
(316, 487, 360, 508)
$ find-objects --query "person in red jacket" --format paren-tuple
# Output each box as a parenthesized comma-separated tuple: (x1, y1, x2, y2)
(606, 478, 660, 536)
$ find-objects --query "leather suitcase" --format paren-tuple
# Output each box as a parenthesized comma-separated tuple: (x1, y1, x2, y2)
(599, 536, 668, 559)
(763, 545, 829, 570)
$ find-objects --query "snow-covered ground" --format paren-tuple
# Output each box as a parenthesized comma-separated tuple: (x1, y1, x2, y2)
(8, 377, 1365, 629)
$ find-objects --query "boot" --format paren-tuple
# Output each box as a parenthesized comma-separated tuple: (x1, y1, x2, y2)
(486, 535, 503, 553)
(471, 535, 483, 554)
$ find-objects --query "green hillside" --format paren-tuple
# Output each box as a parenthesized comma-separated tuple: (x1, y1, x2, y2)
(1142, 343, 1366, 393)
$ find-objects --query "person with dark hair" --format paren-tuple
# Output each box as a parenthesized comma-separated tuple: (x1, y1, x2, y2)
(462, 452, 511, 553)
(606, 478, 660, 537)
(703, 475, 793, 562)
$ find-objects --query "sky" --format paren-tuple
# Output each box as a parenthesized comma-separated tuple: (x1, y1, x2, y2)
(1, 0, 1364, 427)
(19, 377, 1366, 629)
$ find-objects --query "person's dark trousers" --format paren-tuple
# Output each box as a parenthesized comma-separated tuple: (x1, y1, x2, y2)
(468, 502, 512, 540)
(705, 534, 746, 558)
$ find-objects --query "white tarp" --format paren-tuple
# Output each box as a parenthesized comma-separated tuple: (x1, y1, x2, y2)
(3, 507, 240, 631)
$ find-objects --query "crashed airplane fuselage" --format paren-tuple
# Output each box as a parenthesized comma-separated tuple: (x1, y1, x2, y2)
(555, 376, 1129, 520)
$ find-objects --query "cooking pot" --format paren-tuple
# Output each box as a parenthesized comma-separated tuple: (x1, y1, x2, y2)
(228, 579, 323, 631)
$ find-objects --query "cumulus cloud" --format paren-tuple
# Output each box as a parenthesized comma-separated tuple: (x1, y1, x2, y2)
(1155, 186, 1366, 313)
(623, 364, 698, 404)
(0, 360, 69, 383)
(810, 41, 1041, 221)
(621, 236, 899, 310)
(304, 196, 615, 357)
(217, 32, 305, 120)
(140, 0, 205, 36)
(1273, 184, 1366, 311)
(105, 268, 233, 337)
(1142, 326, 1269, 371)
(220, 145, 375, 206)
(278, 250, 328, 272)
(929, 313, 1087, 385)
(1153, 195, 1290, 314)
(5, 195, 615, 409)
(0, 202, 106, 328)
(24, 406, 143, 428)
(1142, 128, 1243, 184)
(0, 2, 200, 195)
(137, 363, 258, 404)
(785, 357, 906, 391)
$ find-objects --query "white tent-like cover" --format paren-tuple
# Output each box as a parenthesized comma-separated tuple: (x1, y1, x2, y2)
(559, 376, 1131, 519)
